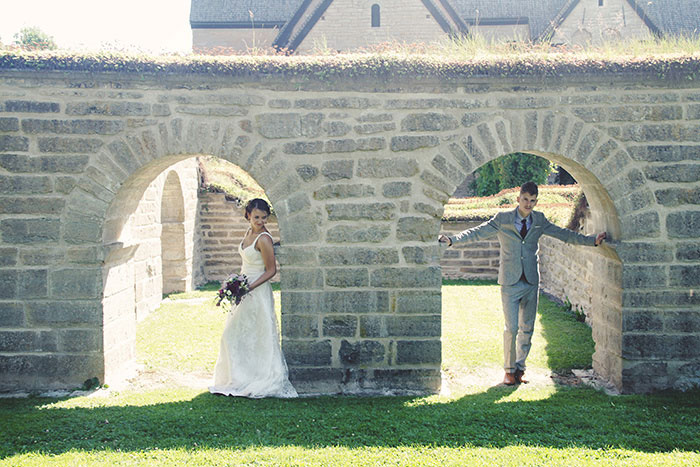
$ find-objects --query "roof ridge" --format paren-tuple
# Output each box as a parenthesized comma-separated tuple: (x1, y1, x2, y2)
(272, 0, 315, 50)
(287, 0, 335, 52)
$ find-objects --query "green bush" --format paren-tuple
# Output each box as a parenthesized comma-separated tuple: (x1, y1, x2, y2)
(471, 153, 553, 197)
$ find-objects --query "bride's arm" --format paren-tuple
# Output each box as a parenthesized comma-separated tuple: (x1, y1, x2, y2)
(247, 234, 277, 292)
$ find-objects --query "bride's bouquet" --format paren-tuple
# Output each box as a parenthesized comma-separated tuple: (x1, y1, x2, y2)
(215, 273, 250, 310)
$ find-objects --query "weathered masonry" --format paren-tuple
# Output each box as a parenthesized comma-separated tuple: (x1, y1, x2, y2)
(0, 55, 699, 394)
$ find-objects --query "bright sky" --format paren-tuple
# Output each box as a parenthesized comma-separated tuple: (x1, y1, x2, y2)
(0, 0, 192, 54)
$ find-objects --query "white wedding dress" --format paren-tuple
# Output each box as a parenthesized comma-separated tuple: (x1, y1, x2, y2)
(209, 231, 298, 398)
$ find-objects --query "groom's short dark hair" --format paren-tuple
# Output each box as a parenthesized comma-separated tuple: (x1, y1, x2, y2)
(520, 182, 538, 197)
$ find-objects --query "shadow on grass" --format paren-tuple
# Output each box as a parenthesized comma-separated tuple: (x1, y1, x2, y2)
(1, 385, 699, 458)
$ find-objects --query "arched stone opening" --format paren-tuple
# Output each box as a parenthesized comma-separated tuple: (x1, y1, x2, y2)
(160, 171, 188, 295)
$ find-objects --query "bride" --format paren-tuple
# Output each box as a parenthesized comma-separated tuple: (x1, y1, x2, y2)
(209, 198, 298, 398)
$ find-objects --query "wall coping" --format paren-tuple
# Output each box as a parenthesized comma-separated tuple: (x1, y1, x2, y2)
(1, 50, 699, 88)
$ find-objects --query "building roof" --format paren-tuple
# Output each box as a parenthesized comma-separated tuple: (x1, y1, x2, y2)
(190, 0, 304, 27)
(190, 0, 700, 38)
(628, 0, 700, 36)
(450, 0, 572, 40)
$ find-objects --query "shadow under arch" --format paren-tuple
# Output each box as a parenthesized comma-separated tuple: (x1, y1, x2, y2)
(433, 117, 625, 390)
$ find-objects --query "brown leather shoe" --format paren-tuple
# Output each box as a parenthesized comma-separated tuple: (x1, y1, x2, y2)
(515, 369, 529, 384)
(503, 372, 517, 385)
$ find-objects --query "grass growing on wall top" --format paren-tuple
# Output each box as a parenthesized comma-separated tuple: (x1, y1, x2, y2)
(1, 35, 699, 79)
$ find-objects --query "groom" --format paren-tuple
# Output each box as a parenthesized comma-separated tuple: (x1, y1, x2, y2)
(439, 182, 606, 385)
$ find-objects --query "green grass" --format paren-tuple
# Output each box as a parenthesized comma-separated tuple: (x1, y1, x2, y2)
(1, 281, 699, 466)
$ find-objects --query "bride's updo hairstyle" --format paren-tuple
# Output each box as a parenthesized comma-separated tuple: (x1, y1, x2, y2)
(244, 198, 271, 220)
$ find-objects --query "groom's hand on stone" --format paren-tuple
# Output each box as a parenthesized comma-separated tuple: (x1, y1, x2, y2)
(438, 234, 452, 246)
(595, 232, 607, 246)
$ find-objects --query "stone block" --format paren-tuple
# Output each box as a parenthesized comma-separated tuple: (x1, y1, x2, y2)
(621, 212, 660, 239)
(402, 246, 440, 264)
(323, 315, 358, 337)
(0, 302, 24, 327)
(281, 268, 323, 290)
(655, 187, 700, 207)
(276, 246, 317, 266)
(623, 290, 700, 308)
(324, 291, 390, 314)
(326, 224, 391, 243)
(27, 300, 102, 325)
(414, 202, 443, 219)
(371, 368, 441, 392)
(420, 170, 453, 194)
(283, 339, 332, 366)
(575, 129, 601, 163)
(401, 113, 459, 132)
(0, 248, 17, 267)
(616, 242, 673, 263)
(390, 135, 439, 152)
(0, 175, 52, 194)
(354, 122, 396, 134)
(301, 113, 324, 137)
(281, 292, 324, 314)
(59, 329, 102, 352)
(394, 290, 442, 314)
(622, 310, 663, 332)
(397, 217, 440, 242)
(64, 211, 102, 245)
(446, 142, 473, 172)
(278, 212, 319, 244)
(0, 135, 28, 151)
(339, 340, 384, 365)
(359, 315, 386, 338)
(296, 164, 318, 181)
(66, 101, 150, 116)
(497, 96, 555, 109)
(325, 268, 369, 287)
(371, 266, 441, 288)
(294, 97, 377, 109)
(21, 119, 124, 135)
(386, 315, 440, 337)
(325, 121, 352, 136)
(319, 247, 399, 266)
(152, 104, 171, 116)
(628, 144, 700, 162)
(608, 105, 682, 122)
(282, 315, 319, 338)
(667, 211, 700, 238)
(321, 160, 354, 180)
(0, 117, 19, 131)
(324, 137, 385, 153)
(108, 140, 140, 173)
(386, 98, 482, 109)
(50, 269, 102, 299)
(396, 340, 441, 364)
(645, 164, 700, 183)
(431, 154, 465, 185)
(0, 270, 18, 299)
(670, 265, 700, 286)
(256, 113, 301, 138)
(0, 154, 90, 174)
(314, 184, 375, 200)
(0, 218, 60, 244)
(356, 158, 419, 178)
(4, 100, 59, 113)
(0, 330, 53, 352)
(326, 202, 396, 221)
(268, 99, 291, 109)
(665, 311, 700, 333)
(282, 141, 323, 155)
(38, 137, 104, 153)
(622, 265, 666, 289)
(287, 367, 344, 394)
(0, 197, 65, 215)
(20, 269, 48, 298)
(357, 113, 393, 122)
(676, 242, 700, 261)
(382, 181, 411, 198)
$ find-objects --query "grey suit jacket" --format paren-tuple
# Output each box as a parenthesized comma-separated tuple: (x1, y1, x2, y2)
(449, 208, 596, 286)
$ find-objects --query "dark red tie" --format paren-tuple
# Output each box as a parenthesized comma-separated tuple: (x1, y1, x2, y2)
(520, 219, 528, 238)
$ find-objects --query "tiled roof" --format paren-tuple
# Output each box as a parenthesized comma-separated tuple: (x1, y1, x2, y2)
(629, 0, 700, 36)
(190, 0, 305, 25)
(450, 0, 571, 40)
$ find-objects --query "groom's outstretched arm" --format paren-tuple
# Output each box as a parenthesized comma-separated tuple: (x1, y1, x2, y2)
(542, 216, 606, 246)
(439, 213, 501, 247)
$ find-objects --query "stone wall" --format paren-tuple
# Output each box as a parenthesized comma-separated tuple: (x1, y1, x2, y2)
(1, 60, 699, 394)
(440, 220, 500, 279)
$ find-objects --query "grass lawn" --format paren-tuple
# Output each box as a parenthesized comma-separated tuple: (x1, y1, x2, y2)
(1, 281, 698, 466)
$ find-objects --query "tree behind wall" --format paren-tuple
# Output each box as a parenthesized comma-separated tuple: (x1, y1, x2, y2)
(14, 27, 57, 50)
(471, 152, 552, 196)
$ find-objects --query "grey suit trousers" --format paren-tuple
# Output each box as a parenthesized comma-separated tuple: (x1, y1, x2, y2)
(501, 278, 539, 373)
